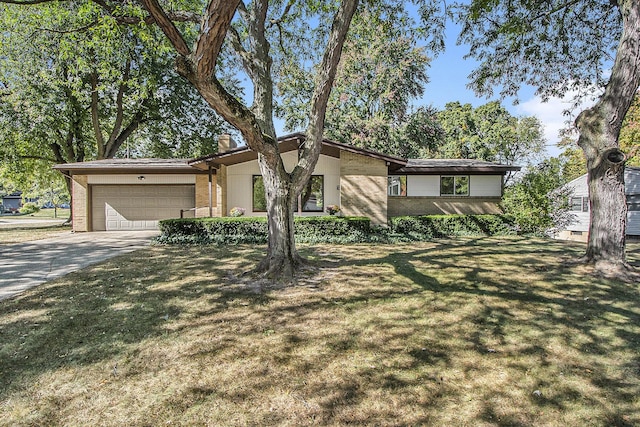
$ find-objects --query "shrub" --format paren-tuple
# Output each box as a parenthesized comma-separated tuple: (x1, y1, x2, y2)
(19, 202, 40, 215)
(157, 214, 517, 245)
(389, 214, 518, 238)
(157, 216, 371, 245)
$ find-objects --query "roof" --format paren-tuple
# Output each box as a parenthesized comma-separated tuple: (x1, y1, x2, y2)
(53, 158, 205, 175)
(188, 132, 408, 170)
(396, 159, 521, 174)
(53, 134, 520, 176)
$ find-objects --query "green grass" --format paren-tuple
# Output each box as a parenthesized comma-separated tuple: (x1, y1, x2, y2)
(0, 237, 639, 426)
(0, 225, 71, 244)
(2, 208, 70, 219)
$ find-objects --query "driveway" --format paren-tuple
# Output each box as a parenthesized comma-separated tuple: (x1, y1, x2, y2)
(0, 231, 159, 301)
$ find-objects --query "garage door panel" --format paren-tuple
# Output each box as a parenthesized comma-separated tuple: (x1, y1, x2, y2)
(92, 185, 195, 231)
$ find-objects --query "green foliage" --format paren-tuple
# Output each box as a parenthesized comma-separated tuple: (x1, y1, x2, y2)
(157, 216, 372, 245)
(0, 0, 229, 185)
(19, 203, 40, 215)
(501, 158, 573, 236)
(557, 136, 587, 181)
(389, 214, 518, 239)
(158, 214, 517, 245)
(458, 0, 620, 102)
(620, 93, 640, 167)
(275, 2, 446, 158)
(434, 101, 545, 180)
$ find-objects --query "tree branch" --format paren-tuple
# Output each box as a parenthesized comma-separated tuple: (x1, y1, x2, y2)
(139, 0, 191, 56)
(194, 0, 241, 77)
(292, 0, 359, 189)
(89, 71, 106, 158)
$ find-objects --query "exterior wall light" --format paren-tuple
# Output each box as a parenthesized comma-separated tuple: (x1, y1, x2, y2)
(137, 175, 146, 180)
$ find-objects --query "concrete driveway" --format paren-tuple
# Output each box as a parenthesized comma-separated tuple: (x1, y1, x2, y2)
(0, 231, 159, 301)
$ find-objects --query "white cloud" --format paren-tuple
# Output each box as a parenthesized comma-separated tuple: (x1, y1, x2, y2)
(516, 91, 598, 158)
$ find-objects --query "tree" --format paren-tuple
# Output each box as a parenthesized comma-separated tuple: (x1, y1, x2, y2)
(435, 101, 545, 182)
(502, 158, 574, 236)
(131, 0, 359, 280)
(619, 92, 640, 167)
(557, 136, 587, 182)
(0, 2, 225, 195)
(274, 2, 444, 159)
(458, 0, 639, 275)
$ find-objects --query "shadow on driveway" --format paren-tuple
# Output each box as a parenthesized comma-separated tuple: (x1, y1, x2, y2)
(0, 231, 159, 301)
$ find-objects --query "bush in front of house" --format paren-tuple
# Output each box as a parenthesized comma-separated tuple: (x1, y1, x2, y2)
(19, 202, 40, 215)
(158, 214, 518, 245)
(157, 216, 372, 245)
(389, 214, 518, 239)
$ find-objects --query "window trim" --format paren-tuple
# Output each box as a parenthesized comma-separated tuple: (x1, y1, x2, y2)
(570, 196, 589, 212)
(298, 175, 324, 213)
(254, 174, 325, 213)
(440, 175, 469, 196)
(252, 175, 267, 212)
(388, 175, 407, 197)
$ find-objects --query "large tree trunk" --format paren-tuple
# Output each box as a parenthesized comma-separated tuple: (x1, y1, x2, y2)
(145, 0, 358, 282)
(575, 0, 640, 275)
(256, 154, 304, 279)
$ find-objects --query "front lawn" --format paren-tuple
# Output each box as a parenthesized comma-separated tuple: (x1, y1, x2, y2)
(1, 237, 638, 426)
(0, 225, 71, 244)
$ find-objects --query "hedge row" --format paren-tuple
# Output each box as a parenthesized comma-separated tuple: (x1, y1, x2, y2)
(157, 216, 372, 244)
(157, 214, 518, 245)
(389, 214, 518, 238)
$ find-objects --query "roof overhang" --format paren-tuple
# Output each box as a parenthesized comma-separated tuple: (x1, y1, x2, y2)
(188, 133, 408, 170)
(53, 159, 207, 175)
(395, 160, 521, 175)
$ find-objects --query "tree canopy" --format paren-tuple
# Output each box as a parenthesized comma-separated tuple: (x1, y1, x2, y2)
(458, 0, 640, 276)
(0, 1, 227, 193)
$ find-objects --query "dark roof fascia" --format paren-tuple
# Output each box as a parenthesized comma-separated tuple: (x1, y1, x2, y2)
(188, 132, 408, 169)
(397, 167, 520, 175)
(395, 160, 521, 175)
(53, 160, 207, 175)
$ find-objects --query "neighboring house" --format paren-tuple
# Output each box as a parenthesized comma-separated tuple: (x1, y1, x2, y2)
(2, 192, 22, 213)
(54, 133, 520, 232)
(556, 167, 640, 242)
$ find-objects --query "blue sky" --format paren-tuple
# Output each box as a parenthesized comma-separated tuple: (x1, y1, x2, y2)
(419, 22, 573, 159)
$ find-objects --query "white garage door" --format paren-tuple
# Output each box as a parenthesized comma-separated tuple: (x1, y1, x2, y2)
(92, 185, 195, 231)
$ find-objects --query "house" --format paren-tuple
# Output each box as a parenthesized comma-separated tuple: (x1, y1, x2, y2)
(54, 133, 520, 232)
(556, 167, 640, 242)
(1, 192, 23, 213)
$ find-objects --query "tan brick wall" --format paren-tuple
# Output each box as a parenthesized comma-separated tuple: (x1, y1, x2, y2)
(195, 174, 218, 218)
(340, 151, 388, 225)
(71, 175, 89, 232)
(388, 197, 503, 217)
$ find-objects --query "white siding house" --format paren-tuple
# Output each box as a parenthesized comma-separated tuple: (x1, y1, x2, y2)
(558, 167, 640, 241)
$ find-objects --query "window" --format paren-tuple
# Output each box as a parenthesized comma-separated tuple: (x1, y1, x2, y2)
(253, 175, 267, 212)
(388, 176, 407, 196)
(297, 175, 324, 212)
(570, 196, 589, 212)
(253, 175, 324, 213)
(628, 194, 640, 211)
(440, 176, 469, 196)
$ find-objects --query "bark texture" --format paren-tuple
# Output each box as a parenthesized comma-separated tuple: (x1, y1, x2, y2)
(143, 0, 359, 281)
(575, 0, 640, 273)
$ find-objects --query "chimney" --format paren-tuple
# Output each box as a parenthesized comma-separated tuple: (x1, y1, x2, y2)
(218, 134, 237, 153)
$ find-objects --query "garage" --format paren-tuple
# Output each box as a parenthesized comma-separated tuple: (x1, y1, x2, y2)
(91, 184, 195, 231)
